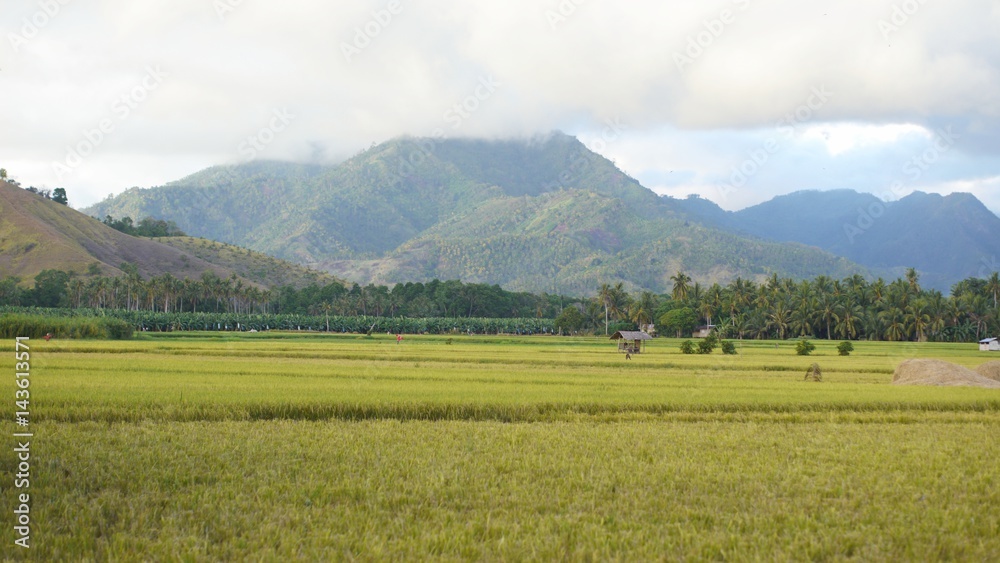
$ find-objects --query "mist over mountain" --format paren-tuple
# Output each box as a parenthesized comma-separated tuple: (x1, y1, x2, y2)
(86, 133, 875, 295)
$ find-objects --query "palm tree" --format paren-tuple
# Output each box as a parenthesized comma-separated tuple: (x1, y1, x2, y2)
(921, 290, 947, 341)
(905, 267, 921, 295)
(986, 272, 1000, 309)
(670, 271, 691, 302)
(871, 278, 887, 305)
(320, 302, 333, 332)
(608, 282, 628, 324)
(964, 295, 990, 340)
(703, 283, 724, 326)
(816, 294, 840, 340)
(631, 291, 657, 329)
(835, 300, 864, 340)
(767, 302, 792, 340)
(880, 307, 906, 342)
(68, 278, 85, 308)
(597, 283, 613, 335)
(905, 301, 931, 342)
(790, 302, 815, 338)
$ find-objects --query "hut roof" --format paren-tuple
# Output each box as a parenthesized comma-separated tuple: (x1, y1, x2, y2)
(610, 331, 652, 341)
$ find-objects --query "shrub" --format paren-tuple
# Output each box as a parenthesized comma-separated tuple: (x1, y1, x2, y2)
(104, 318, 135, 340)
(795, 339, 816, 356)
(697, 334, 718, 355)
(721, 340, 737, 355)
(679, 340, 695, 354)
(0, 314, 132, 340)
(837, 341, 854, 356)
(554, 306, 585, 333)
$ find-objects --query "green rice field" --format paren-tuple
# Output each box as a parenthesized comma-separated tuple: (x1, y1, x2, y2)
(3, 333, 1000, 560)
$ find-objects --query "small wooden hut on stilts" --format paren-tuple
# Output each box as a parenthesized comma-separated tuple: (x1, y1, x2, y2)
(610, 331, 652, 355)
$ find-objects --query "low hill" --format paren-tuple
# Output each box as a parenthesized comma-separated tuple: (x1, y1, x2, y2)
(0, 181, 333, 288)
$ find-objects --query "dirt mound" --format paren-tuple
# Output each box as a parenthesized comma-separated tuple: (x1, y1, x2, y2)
(975, 361, 1000, 382)
(892, 359, 1000, 388)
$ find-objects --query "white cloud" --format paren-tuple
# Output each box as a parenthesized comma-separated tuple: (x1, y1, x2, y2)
(800, 123, 930, 156)
(0, 0, 997, 211)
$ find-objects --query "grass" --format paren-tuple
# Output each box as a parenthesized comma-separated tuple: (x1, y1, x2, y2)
(3, 333, 999, 560)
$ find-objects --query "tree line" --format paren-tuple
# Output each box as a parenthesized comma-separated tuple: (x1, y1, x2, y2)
(100, 215, 186, 237)
(2, 167, 68, 204)
(3, 263, 1000, 342)
(552, 269, 1000, 343)
(0, 266, 578, 320)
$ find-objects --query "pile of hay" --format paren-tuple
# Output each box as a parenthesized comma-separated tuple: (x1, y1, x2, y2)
(975, 361, 1000, 382)
(892, 359, 1000, 388)
(804, 363, 822, 382)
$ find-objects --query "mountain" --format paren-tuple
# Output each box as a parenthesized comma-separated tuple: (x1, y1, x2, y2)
(671, 189, 1000, 291)
(85, 133, 866, 295)
(0, 181, 335, 288)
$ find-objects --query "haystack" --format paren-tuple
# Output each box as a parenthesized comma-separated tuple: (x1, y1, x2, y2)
(975, 361, 1000, 382)
(892, 359, 1000, 388)
(804, 363, 822, 382)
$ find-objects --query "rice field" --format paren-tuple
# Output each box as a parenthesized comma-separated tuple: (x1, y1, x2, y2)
(3, 333, 1000, 560)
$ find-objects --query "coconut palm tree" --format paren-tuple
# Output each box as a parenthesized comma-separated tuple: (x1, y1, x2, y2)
(816, 294, 840, 339)
(880, 307, 906, 341)
(905, 301, 931, 342)
(767, 301, 792, 340)
(986, 272, 1000, 309)
(835, 300, 864, 340)
(670, 271, 691, 302)
(597, 283, 613, 335)
(631, 291, 657, 329)
(790, 301, 815, 338)
(905, 267, 921, 295)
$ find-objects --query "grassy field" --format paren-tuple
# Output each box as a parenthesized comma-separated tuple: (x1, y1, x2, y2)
(3, 333, 1000, 560)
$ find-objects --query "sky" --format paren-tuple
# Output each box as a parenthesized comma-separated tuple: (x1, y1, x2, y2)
(2, 0, 999, 213)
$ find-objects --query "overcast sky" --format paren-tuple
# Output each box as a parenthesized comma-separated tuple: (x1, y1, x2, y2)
(3, 0, 999, 213)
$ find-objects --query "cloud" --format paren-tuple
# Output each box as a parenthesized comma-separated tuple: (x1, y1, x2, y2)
(0, 0, 997, 212)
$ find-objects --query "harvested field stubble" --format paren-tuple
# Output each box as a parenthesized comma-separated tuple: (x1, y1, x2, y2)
(4, 334, 999, 560)
(893, 359, 1000, 388)
(976, 360, 1000, 382)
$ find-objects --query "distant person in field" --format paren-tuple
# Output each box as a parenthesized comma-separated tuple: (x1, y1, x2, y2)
(396, 334, 402, 344)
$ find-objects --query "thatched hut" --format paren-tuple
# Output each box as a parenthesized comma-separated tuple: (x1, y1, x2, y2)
(610, 331, 652, 354)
